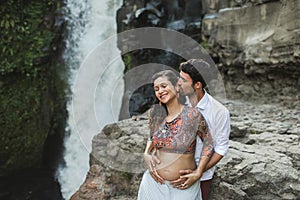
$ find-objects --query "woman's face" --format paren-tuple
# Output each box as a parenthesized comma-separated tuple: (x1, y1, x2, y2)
(153, 76, 177, 104)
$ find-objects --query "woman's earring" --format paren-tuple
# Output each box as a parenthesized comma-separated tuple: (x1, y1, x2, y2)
(159, 101, 162, 106)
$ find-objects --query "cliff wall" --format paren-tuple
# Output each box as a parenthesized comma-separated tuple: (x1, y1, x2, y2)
(117, 0, 300, 119)
(72, 0, 300, 199)
(0, 0, 67, 177)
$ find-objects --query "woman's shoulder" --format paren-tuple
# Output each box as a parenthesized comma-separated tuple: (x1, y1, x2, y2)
(183, 105, 201, 118)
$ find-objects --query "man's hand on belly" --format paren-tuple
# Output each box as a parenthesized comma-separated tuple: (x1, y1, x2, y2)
(169, 169, 199, 190)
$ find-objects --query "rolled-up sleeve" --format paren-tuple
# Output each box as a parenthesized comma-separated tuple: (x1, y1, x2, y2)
(214, 109, 230, 156)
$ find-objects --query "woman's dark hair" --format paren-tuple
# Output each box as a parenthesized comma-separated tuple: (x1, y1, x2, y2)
(151, 70, 179, 88)
(148, 70, 185, 135)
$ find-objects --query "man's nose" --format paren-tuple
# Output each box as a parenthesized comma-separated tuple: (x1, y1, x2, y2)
(177, 78, 181, 85)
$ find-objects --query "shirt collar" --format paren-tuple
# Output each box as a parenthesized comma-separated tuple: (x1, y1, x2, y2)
(185, 90, 209, 110)
(196, 91, 209, 110)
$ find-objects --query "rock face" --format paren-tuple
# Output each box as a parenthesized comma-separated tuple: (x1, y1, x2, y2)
(0, 0, 66, 199)
(116, 0, 206, 119)
(209, 100, 300, 200)
(0, 1, 67, 175)
(71, 100, 299, 200)
(117, 0, 300, 119)
(72, 0, 300, 199)
(204, 0, 300, 102)
(71, 116, 148, 200)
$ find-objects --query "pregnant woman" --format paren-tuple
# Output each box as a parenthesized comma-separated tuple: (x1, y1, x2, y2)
(137, 70, 213, 200)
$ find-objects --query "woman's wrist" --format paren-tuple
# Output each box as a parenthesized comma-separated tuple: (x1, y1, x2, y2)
(144, 137, 152, 154)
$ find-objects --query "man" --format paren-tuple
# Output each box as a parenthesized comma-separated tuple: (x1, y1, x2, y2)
(147, 59, 230, 200)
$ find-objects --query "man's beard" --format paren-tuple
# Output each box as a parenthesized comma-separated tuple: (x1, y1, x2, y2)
(178, 87, 194, 97)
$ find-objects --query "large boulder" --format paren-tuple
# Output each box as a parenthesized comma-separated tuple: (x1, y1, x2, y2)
(71, 100, 299, 199)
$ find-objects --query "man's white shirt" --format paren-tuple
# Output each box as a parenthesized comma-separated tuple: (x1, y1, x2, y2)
(186, 92, 230, 181)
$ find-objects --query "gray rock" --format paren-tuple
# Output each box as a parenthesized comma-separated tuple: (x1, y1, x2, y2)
(72, 99, 300, 199)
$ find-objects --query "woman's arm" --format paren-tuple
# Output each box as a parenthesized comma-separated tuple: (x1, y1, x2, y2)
(144, 138, 154, 154)
(179, 114, 213, 187)
(197, 113, 214, 157)
(143, 138, 164, 184)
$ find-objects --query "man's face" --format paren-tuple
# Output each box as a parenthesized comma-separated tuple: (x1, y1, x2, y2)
(177, 71, 195, 96)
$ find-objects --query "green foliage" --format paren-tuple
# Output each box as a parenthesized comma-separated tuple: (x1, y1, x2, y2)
(0, 63, 67, 173)
(123, 54, 133, 71)
(119, 171, 133, 180)
(0, 75, 48, 171)
(0, 0, 67, 173)
(0, 0, 55, 77)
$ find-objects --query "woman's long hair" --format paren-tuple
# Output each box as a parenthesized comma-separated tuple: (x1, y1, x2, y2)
(148, 70, 185, 136)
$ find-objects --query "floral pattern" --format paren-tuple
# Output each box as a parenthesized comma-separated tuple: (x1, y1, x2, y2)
(152, 106, 213, 156)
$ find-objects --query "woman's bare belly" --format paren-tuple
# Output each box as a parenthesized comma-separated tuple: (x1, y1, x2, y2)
(155, 150, 196, 181)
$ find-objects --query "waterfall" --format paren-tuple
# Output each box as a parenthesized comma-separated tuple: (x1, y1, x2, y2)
(57, 0, 124, 199)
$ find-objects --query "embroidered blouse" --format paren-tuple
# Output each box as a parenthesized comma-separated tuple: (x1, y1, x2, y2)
(152, 106, 213, 156)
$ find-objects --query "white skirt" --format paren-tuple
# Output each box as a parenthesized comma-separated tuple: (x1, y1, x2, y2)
(137, 170, 202, 200)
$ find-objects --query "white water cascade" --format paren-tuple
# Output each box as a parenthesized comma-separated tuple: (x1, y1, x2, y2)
(57, 0, 123, 199)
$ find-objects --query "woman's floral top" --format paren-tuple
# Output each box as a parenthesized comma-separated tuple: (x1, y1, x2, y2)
(152, 106, 213, 156)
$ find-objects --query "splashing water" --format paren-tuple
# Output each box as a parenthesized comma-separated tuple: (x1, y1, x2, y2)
(57, 0, 123, 199)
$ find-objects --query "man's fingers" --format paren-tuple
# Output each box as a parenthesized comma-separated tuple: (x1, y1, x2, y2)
(179, 169, 193, 175)
(175, 182, 187, 190)
(169, 178, 184, 184)
(169, 178, 186, 189)
(178, 182, 190, 190)
(180, 173, 193, 179)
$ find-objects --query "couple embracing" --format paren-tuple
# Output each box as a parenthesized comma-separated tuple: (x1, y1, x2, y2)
(137, 59, 231, 200)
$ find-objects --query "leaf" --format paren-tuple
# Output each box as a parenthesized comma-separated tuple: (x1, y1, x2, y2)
(0, 19, 5, 28)
(5, 20, 10, 29)
(10, 19, 14, 28)
(9, 48, 13, 56)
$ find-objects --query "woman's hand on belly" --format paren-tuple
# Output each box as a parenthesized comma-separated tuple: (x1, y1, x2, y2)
(144, 150, 164, 184)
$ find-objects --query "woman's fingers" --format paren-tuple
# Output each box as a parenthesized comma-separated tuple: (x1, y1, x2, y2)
(151, 149, 161, 166)
(150, 171, 163, 184)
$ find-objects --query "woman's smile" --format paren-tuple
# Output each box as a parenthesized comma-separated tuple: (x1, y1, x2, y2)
(154, 77, 177, 104)
(159, 93, 168, 101)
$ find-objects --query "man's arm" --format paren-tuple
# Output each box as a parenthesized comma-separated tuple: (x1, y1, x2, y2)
(170, 114, 214, 189)
(206, 109, 230, 170)
(175, 155, 210, 189)
(204, 152, 223, 171)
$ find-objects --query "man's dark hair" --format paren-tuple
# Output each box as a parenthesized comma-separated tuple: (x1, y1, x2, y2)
(179, 59, 215, 89)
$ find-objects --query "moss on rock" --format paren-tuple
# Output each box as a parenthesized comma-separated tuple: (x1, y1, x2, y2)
(0, 0, 67, 174)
